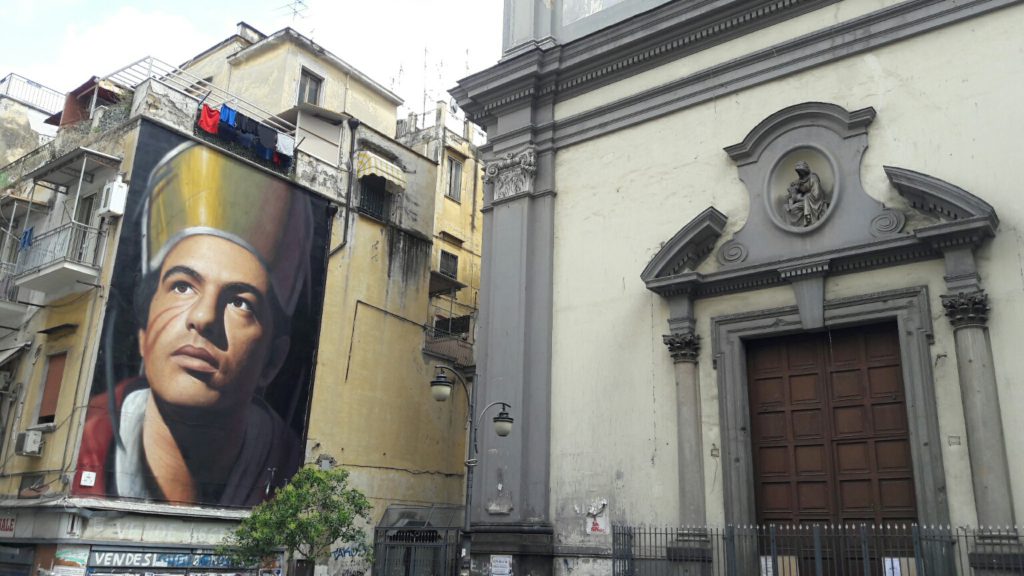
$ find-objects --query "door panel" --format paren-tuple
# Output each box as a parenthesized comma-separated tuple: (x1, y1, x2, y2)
(747, 323, 917, 526)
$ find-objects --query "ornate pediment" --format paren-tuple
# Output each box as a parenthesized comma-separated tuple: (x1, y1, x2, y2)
(884, 166, 998, 224)
(642, 105, 999, 329)
(641, 207, 727, 289)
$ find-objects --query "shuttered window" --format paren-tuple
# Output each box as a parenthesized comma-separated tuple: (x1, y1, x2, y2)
(38, 352, 67, 424)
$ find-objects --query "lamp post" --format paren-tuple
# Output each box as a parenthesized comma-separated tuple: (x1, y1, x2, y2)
(430, 366, 513, 574)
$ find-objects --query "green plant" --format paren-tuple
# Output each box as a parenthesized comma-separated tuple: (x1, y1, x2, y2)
(219, 467, 372, 567)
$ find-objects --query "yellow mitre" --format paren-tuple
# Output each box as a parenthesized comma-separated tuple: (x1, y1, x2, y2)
(143, 142, 313, 315)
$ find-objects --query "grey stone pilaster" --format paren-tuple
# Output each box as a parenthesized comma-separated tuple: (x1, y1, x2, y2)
(664, 296, 707, 526)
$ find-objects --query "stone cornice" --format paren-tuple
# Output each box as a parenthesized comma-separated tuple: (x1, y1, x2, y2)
(645, 217, 1000, 299)
(453, 0, 839, 120)
(641, 207, 728, 286)
(457, 0, 1020, 152)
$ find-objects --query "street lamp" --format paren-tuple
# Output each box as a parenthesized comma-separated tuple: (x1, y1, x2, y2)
(430, 365, 514, 573)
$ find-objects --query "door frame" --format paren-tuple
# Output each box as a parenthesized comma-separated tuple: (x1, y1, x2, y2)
(710, 285, 949, 527)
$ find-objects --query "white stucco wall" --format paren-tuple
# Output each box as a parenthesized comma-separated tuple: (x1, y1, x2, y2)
(548, 2, 1024, 548)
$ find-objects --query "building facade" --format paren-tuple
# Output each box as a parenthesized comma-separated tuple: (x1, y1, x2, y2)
(454, 0, 1024, 574)
(0, 23, 472, 576)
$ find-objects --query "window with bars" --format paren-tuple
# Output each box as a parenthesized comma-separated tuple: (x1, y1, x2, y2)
(446, 157, 463, 202)
(298, 68, 322, 105)
(358, 175, 389, 221)
(439, 250, 459, 279)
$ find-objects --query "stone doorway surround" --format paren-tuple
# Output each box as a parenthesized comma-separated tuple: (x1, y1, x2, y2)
(710, 287, 942, 526)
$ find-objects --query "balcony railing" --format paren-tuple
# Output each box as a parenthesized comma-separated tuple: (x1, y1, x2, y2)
(0, 262, 20, 303)
(0, 73, 64, 115)
(423, 326, 473, 367)
(613, 524, 1024, 576)
(16, 222, 102, 277)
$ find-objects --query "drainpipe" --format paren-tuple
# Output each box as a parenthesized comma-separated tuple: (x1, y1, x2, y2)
(328, 118, 360, 258)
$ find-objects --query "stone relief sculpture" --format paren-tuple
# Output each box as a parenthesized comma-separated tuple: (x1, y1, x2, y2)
(484, 147, 537, 201)
(785, 160, 829, 227)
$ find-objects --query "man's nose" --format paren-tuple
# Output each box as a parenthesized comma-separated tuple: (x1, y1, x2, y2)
(185, 291, 218, 334)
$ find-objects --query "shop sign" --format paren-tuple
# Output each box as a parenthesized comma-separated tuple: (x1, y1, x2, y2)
(88, 552, 235, 569)
(0, 516, 14, 537)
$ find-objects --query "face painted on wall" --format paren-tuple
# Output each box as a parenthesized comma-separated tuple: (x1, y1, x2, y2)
(138, 235, 289, 411)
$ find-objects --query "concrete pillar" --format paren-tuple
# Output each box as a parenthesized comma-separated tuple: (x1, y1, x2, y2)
(942, 290, 1015, 527)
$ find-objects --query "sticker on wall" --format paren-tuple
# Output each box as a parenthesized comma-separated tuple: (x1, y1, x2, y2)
(490, 554, 511, 576)
(585, 498, 608, 534)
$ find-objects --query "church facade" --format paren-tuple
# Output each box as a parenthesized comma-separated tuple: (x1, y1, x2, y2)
(453, 0, 1024, 574)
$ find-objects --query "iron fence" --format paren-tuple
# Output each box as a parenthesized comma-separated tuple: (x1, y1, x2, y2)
(613, 524, 1024, 576)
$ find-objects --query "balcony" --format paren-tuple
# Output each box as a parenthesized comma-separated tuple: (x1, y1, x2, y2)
(0, 263, 27, 325)
(15, 222, 102, 294)
(423, 327, 474, 368)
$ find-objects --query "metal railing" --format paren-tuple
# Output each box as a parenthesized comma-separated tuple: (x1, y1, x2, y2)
(15, 222, 102, 277)
(613, 524, 1024, 576)
(0, 74, 63, 114)
(0, 262, 19, 303)
(99, 56, 296, 136)
(423, 326, 474, 367)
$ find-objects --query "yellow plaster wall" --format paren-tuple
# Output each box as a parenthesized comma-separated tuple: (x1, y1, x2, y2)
(308, 204, 469, 523)
(179, 39, 247, 91)
(433, 143, 484, 316)
(549, 3, 1024, 531)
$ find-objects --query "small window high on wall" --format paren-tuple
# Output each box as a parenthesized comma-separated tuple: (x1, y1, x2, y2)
(446, 157, 463, 202)
(37, 352, 67, 425)
(299, 68, 322, 105)
(440, 250, 459, 279)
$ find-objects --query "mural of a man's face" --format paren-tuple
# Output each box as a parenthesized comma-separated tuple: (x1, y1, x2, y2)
(138, 235, 289, 411)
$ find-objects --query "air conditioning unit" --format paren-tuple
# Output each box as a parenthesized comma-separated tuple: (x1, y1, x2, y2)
(98, 175, 128, 218)
(15, 430, 42, 457)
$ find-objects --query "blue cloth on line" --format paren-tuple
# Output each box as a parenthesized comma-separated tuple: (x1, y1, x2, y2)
(219, 104, 237, 127)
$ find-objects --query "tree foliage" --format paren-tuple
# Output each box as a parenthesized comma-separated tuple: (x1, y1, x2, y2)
(219, 467, 372, 566)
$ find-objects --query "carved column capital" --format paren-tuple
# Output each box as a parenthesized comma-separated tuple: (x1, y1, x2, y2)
(663, 332, 701, 364)
(941, 291, 989, 329)
(484, 147, 537, 201)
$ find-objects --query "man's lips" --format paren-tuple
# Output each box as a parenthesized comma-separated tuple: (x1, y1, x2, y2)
(171, 345, 219, 373)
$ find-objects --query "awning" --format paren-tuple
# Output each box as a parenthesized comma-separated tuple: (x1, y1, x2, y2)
(355, 150, 406, 189)
(23, 147, 121, 188)
(0, 345, 27, 369)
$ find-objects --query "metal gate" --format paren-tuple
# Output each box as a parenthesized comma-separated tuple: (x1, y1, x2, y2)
(373, 504, 462, 576)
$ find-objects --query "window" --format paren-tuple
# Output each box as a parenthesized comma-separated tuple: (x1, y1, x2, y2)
(37, 352, 67, 425)
(298, 68, 322, 105)
(358, 175, 389, 221)
(439, 251, 459, 279)
(446, 157, 463, 202)
(435, 315, 471, 335)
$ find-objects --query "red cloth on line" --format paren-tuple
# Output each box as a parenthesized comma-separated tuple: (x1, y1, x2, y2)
(198, 104, 220, 134)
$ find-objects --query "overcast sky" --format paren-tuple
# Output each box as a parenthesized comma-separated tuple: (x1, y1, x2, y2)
(0, 0, 503, 116)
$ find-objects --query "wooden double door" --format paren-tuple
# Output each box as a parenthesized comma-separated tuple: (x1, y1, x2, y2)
(747, 322, 918, 526)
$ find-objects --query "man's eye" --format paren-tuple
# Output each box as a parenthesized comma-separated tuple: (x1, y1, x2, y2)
(171, 281, 194, 295)
(229, 297, 254, 312)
